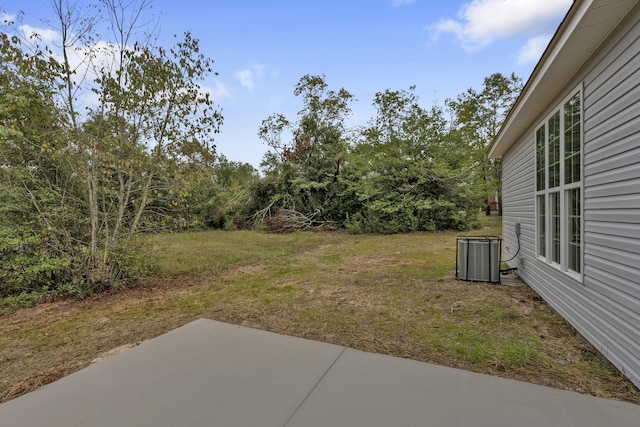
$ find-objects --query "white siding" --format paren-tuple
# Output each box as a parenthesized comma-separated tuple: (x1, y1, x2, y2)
(501, 134, 535, 264)
(501, 4, 640, 388)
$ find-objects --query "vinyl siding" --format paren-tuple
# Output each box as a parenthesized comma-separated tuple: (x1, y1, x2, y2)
(501, 134, 535, 264)
(501, 4, 640, 388)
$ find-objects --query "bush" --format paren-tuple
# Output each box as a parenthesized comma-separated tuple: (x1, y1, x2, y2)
(0, 227, 77, 297)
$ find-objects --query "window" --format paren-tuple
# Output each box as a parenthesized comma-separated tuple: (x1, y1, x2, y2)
(551, 192, 561, 264)
(568, 188, 581, 272)
(537, 195, 546, 257)
(535, 89, 582, 277)
(536, 126, 545, 191)
(548, 112, 561, 188)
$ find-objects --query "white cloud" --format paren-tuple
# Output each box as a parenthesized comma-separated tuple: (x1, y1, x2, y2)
(432, 0, 572, 52)
(517, 34, 551, 65)
(19, 24, 60, 44)
(9, 24, 118, 111)
(206, 80, 233, 102)
(13, 23, 124, 81)
(1, 12, 16, 24)
(234, 69, 255, 91)
(234, 63, 267, 92)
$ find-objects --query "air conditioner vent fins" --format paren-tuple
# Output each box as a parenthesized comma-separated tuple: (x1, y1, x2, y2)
(456, 237, 501, 283)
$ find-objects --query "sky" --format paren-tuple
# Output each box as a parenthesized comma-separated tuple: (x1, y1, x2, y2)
(1, 0, 573, 169)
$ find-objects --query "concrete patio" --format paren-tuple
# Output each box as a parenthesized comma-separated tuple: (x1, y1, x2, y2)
(1, 318, 639, 426)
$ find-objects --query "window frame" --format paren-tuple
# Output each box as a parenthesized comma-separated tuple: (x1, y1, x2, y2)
(534, 85, 584, 282)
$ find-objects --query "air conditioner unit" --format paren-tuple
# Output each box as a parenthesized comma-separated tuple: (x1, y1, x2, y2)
(456, 237, 501, 283)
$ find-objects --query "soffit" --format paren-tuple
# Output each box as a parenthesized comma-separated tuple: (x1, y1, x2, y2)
(489, 0, 639, 158)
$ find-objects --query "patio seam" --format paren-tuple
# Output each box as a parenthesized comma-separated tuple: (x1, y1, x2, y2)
(282, 346, 348, 427)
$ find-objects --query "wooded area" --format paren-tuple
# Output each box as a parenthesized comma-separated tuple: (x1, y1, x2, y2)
(0, 1, 522, 302)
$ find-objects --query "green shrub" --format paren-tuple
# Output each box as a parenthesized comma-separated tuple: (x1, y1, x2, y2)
(0, 227, 76, 297)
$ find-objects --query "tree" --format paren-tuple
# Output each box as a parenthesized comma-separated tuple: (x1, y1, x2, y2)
(255, 74, 353, 230)
(446, 72, 523, 215)
(0, 0, 222, 296)
(187, 155, 259, 229)
(0, 31, 83, 297)
(341, 87, 478, 233)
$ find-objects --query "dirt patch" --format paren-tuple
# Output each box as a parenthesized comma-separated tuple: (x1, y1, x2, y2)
(92, 342, 140, 364)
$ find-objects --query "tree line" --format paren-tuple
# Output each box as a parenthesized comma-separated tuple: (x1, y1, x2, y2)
(0, 1, 522, 302)
(251, 73, 521, 234)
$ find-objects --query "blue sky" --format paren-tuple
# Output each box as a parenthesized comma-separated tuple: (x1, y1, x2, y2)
(2, 0, 573, 168)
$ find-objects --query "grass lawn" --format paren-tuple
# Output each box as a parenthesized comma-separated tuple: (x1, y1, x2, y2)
(1, 216, 638, 404)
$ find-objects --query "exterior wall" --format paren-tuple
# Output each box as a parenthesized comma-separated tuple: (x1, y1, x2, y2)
(502, 5, 640, 388)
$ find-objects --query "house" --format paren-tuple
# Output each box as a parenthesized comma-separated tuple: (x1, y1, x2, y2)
(489, 0, 640, 389)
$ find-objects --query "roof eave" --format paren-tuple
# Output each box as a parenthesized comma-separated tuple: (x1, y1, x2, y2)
(489, 0, 637, 158)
